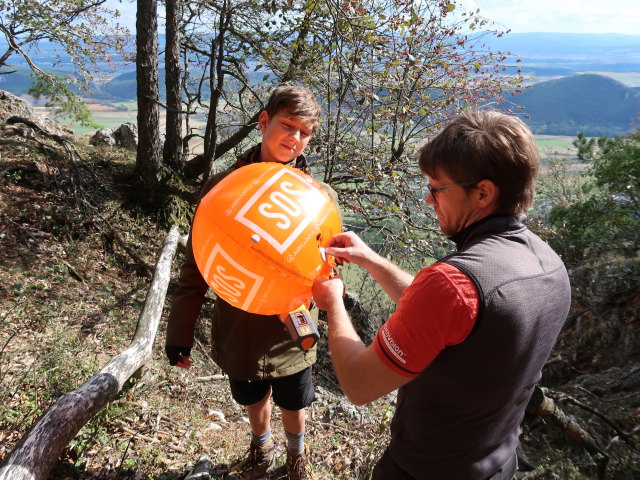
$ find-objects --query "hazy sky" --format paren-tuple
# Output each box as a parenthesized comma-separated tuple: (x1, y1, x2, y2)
(107, 0, 640, 36)
(457, 0, 640, 35)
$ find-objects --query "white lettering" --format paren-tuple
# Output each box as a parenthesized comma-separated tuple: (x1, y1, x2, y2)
(212, 265, 245, 302)
(270, 190, 302, 217)
(258, 203, 291, 229)
(235, 168, 327, 255)
(280, 181, 306, 198)
(382, 327, 406, 364)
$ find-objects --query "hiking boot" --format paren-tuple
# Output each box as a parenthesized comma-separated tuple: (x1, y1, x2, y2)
(286, 445, 312, 480)
(226, 440, 276, 480)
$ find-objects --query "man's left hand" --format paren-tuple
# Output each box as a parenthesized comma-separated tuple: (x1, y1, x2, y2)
(312, 274, 345, 311)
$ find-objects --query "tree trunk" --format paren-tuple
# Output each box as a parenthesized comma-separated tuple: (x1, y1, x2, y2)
(163, 0, 183, 171)
(0, 226, 182, 480)
(202, 4, 230, 174)
(136, 0, 162, 201)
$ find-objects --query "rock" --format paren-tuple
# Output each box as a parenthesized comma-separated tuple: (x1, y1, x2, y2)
(206, 409, 227, 423)
(115, 121, 138, 150)
(90, 121, 166, 152)
(320, 398, 372, 423)
(89, 127, 117, 146)
(185, 455, 212, 480)
(0, 90, 71, 137)
(89, 121, 143, 151)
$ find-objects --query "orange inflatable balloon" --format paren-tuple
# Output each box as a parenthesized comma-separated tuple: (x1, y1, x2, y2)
(191, 162, 342, 315)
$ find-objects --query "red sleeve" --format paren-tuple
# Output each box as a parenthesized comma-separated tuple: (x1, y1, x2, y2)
(373, 262, 479, 378)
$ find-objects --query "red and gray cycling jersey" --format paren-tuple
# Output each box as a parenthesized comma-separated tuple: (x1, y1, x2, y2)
(373, 262, 480, 377)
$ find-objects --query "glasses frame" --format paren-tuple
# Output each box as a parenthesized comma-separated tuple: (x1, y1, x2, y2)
(426, 180, 480, 201)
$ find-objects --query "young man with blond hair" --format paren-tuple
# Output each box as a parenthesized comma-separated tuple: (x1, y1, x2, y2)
(167, 86, 333, 480)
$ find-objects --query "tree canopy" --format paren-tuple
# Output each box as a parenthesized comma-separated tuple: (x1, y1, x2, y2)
(547, 131, 640, 266)
(166, 0, 523, 261)
(0, 0, 129, 123)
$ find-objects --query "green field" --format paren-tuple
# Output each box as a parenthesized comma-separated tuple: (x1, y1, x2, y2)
(36, 103, 138, 136)
(37, 103, 582, 163)
(535, 135, 577, 158)
(594, 72, 640, 88)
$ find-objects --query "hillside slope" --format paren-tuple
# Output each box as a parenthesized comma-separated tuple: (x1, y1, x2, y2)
(510, 73, 639, 136)
(1, 106, 639, 479)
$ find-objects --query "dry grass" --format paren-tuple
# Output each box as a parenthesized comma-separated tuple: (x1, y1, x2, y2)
(0, 124, 638, 479)
(0, 129, 391, 479)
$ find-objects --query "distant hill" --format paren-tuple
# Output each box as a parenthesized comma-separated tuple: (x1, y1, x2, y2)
(0, 65, 87, 98)
(482, 33, 640, 83)
(509, 74, 640, 136)
(96, 70, 166, 101)
(484, 33, 640, 64)
(0, 67, 33, 96)
(2, 34, 639, 136)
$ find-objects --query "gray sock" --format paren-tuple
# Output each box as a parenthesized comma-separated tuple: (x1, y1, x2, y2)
(285, 430, 305, 454)
(252, 429, 272, 448)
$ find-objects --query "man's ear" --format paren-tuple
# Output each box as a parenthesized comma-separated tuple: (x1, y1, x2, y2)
(476, 179, 499, 207)
(258, 111, 269, 133)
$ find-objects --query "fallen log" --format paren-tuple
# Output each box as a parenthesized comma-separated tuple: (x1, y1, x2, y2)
(0, 225, 182, 480)
(526, 385, 609, 478)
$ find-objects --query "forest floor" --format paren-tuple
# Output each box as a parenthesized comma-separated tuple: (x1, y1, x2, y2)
(0, 119, 639, 479)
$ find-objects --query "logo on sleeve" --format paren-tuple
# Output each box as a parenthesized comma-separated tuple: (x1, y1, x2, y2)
(381, 325, 406, 365)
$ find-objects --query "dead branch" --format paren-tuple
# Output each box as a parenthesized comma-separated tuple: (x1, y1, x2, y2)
(562, 394, 639, 452)
(0, 225, 182, 480)
(0, 124, 28, 138)
(526, 385, 609, 478)
(6, 116, 68, 145)
(109, 228, 155, 275)
(58, 258, 86, 284)
(0, 162, 40, 177)
(113, 419, 186, 453)
(193, 374, 226, 382)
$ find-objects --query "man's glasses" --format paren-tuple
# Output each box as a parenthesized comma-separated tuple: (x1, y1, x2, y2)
(425, 180, 479, 201)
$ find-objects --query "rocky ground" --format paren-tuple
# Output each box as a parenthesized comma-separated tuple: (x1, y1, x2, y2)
(0, 107, 638, 479)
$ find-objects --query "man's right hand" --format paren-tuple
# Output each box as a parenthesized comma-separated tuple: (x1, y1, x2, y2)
(165, 345, 192, 368)
(324, 231, 376, 268)
(312, 274, 346, 312)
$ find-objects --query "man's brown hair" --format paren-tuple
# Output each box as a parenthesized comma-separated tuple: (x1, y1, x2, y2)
(264, 85, 322, 131)
(418, 110, 539, 216)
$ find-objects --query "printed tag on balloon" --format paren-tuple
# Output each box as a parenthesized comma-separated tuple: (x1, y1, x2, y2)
(192, 162, 341, 315)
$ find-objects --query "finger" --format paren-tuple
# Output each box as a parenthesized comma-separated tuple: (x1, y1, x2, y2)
(326, 232, 351, 248)
(324, 246, 348, 261)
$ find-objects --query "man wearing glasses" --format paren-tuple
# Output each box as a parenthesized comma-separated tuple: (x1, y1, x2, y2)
(312, 110, 571, 480)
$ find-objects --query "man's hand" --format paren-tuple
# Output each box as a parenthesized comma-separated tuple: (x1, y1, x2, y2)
(324, 231, 377, 268)
(165, 345, 192, 368)
(312, 274, 345, 311)
(325, 231, 414, 305)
